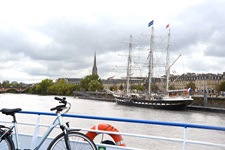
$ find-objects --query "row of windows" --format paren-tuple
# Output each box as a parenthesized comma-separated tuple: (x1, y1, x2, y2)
(171, 76, 222, 81)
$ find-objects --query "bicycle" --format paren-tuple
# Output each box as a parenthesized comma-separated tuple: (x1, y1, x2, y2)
(0, 97, 97, 150)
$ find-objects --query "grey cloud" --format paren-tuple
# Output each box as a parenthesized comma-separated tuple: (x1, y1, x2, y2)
(174, 0, 225, 56)
(1, 0, 225, 83)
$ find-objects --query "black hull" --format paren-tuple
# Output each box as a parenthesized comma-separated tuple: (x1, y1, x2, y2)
(115, 97, 193, 111)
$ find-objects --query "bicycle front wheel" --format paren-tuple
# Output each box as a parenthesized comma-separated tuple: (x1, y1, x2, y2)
(47, 130, 97, 150)
(0, 131, 15, 150)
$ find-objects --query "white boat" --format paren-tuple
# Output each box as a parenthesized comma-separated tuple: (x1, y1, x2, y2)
(0, 110, 224, 150)
(114, 21, 193, 110)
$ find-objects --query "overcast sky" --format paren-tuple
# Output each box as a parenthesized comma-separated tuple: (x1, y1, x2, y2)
(0, 0, 224, 83)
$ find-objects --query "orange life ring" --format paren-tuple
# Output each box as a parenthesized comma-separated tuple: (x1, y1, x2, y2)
(86, 123, 126, 147)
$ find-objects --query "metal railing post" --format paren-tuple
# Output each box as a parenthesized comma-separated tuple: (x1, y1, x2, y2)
(30, 114, 40, 149)
(183, 126, 187, 150)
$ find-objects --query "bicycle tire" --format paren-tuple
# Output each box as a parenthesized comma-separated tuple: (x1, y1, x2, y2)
(47, 130, 97, 150)
(0, 130, 15, 150)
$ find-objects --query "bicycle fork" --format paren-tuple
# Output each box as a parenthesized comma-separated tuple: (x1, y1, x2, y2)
(60, 123, 71, 150)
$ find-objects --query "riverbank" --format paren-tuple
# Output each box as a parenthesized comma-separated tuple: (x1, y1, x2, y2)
(187, 95, 225, 113)
(192, 95, 225, 107)
(187, 105, 225, 113)
(75, 96, 115, 102)
(74, 95, 225, 113)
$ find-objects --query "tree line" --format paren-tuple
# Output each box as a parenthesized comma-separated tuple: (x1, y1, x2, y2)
(0, 74, 103, 96)
(1, 75, 225, 96)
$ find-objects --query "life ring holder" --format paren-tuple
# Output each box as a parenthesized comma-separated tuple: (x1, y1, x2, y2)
(86, 123, 126, 147)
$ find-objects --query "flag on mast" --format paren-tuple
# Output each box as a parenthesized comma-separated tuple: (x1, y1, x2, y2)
(166, 24, 170, 28)
(148, 20, 154, 27)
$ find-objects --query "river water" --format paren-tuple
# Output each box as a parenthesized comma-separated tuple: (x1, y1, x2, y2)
(0, 94, 225, 150)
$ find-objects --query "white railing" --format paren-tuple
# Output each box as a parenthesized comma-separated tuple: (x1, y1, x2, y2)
(1, 111, 225, 150)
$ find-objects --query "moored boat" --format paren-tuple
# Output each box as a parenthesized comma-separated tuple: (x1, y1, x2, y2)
(113, 21, 193, 110)
(115, 95, 193, 110)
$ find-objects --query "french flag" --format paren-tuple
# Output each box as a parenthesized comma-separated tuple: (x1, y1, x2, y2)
(148, 20, 154, 27)
(166, 24, 170, 28)
(188, 88, 192, 92)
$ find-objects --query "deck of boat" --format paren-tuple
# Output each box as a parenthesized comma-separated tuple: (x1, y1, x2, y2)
(1, 111, 224, 150)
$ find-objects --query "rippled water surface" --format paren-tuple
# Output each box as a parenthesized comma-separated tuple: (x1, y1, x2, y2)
(0, 94, 224, 150)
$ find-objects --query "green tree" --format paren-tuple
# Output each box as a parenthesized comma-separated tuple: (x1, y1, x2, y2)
(88, 80, 102, 91)
(152, 84, 159, 92)
(168, 84, 175, 90)
(109, 86, 114, 91)
(80, 74, 103, 91)
(11, 81, 20, 87)
(66, 83, 80, 95)
(130, 84, 145, 91)
(118, 84, 124, 90)
(186, 82, 196, 91)
(215, 84, 220, 91)
(28, 85, 37, 94)
(144, 82, 156, 92)
(2, 80, 10, 87)
(47, 79, 67, 95)
(36, 79, 54, 95)
(220, 81, 225, 91)
(48, 79, 81, 95)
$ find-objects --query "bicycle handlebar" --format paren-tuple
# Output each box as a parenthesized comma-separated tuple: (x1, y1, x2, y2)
(54, 97, 67, 104)
(50, 105, 66, 111)
(50, 97, 70, 113)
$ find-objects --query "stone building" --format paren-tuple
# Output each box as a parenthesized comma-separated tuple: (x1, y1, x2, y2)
(102, 77, 145, 90)
(167, 72, 224, 93)
(102, 72, 225, 93)
(61, 53, 225, 94)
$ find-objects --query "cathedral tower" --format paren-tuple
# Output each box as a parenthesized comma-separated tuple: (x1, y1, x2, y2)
(92, 52, 98, 75)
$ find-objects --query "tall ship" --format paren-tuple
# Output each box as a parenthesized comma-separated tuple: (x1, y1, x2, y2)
(113, 21, 193, 110)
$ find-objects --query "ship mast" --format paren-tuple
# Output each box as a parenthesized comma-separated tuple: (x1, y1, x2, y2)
(165, 28, 170, 92)
(148, 26, 154, 95)
(165, 27, 181, 92)
(126, 35, 132, 95)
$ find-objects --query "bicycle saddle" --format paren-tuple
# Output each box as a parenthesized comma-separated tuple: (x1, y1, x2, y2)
(1, 108, 22, 116)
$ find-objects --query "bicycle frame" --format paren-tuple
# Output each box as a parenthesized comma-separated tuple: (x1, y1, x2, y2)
(0, 97, 76, 150)
(35, 113, 66, 149)
(12, 113, 66, 150)
(0, 120, 20, 149)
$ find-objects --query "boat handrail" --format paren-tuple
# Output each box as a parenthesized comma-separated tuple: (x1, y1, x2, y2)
(1, 110, 225, 149)
(19, 111, 225, 131)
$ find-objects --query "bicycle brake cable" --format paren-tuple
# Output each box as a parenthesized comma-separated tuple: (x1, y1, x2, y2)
(63, 102, 71, 114)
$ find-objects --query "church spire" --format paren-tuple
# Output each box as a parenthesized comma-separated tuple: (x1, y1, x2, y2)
(92, 52, 98, 75)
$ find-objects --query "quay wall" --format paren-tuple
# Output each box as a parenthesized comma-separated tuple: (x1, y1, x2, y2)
(74, 91, 225, 108)
(191, 95, 225, 108)
(74, 91, 225, 112)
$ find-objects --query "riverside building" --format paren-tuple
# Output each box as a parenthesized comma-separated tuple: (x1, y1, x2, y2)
(62, 53, 225, 94)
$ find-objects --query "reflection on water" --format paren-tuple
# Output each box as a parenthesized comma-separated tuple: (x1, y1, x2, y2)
(0, 94, 225, 150)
